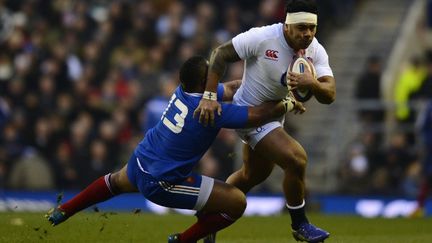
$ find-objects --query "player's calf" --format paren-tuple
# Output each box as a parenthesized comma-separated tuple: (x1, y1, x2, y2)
(195, 211, 217, 243)
(174, 181, 247, 242)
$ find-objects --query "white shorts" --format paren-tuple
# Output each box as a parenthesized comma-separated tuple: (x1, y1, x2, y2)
(236, 121, 283, 149)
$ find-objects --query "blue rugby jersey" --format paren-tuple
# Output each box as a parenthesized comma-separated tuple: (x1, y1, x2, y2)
(134, 84, 248, 182)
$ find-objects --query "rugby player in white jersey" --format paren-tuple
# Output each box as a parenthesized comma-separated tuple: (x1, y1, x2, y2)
(194, 0, 335, 242)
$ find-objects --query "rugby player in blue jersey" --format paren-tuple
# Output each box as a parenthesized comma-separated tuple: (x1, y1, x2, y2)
(46, 56, 305, 243)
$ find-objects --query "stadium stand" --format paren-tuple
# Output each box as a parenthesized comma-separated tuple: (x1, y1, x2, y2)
(1, 0, 431, 202)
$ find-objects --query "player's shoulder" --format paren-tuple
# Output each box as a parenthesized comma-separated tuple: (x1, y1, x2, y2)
(307, 38, 325, 51)
(174, 86, 198, 107)
(306, 38, 328, 59)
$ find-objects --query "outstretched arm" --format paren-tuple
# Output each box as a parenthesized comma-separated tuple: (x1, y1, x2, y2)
(222, 79, 242, 101)
(193, 41, 241, 126)
(246, 97, 306, 127)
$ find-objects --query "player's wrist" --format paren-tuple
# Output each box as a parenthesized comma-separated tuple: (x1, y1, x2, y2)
(203, 91, 217, 101)
(309, 78, 320, 92)
(282, 96, 296, 112)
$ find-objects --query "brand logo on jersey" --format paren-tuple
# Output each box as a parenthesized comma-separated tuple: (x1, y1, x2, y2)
(265, 49, 279, 60)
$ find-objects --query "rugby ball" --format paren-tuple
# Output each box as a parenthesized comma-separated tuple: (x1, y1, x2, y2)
(288, 57, 316, 102)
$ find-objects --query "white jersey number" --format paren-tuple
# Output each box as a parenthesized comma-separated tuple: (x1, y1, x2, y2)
(161, 94, 188, 133)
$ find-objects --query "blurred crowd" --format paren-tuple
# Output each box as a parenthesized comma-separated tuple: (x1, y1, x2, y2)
(341, 49, 432, 197)
(338, 0, 432, 198)
(4, 0, 430, 199)
(0, 0, 353, 191)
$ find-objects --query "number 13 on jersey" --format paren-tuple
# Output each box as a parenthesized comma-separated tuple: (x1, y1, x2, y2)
(161, 94, 188, 133)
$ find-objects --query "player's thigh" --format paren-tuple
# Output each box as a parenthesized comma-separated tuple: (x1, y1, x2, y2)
(254, 127, 307, 170)
(140, 173, 214, 211)
(201, 180, 246, 217)
(242, 143, 275, 181)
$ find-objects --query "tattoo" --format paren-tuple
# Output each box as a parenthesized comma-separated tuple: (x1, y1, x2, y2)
(209, 41, 241, 81)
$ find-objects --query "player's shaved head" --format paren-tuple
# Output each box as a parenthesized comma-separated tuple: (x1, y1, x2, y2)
(179, 56, 209, 92)
(285, 0, 318, 14)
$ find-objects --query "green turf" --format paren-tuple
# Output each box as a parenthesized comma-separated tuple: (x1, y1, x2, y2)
(0, 212, 431, 242)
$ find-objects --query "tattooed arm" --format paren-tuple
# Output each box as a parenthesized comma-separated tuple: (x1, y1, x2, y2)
(205, 41, 242, 92)
(193, 41, 242, 126)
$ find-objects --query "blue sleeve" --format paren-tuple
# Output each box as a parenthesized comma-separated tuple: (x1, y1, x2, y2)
(214, 103, 248, 129)
(217, 83, 224, 101)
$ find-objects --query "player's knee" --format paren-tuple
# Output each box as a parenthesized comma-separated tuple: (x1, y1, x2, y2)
(290, 149, 307, 175)
(110, 170, 130, 193)
(109, 172, 121, 192)
(282, 148, 307, 175)
(228, 188, 247, 219)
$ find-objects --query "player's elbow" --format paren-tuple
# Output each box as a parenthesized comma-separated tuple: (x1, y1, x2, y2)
(210, 47, 219, 58)
(324, 95, 336, 104)
(318, 91, 336, 104)
(211, 46, 225, 61)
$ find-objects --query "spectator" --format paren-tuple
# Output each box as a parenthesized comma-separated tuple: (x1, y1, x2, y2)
(8, 148, 54, 190)
(355, 55, 384, 124)
(394, 57, 427, 123)
(340, 131, 385, 194)
(81, 139, 113, 186)
(140, 75, 177, 134)
(412, 50, 432, 99)
(428, 0, 432, 29)
(370, 132, 417, 195)
(0, 97, 11, 130)
(341, 143, 369, 194)
(51, 141, 79, 190)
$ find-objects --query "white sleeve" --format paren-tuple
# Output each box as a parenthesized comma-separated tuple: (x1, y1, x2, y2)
(232, 27, 262, 60)
(314, 44, 334, 78)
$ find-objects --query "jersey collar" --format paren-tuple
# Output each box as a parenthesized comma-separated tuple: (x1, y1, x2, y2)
(179, 85, 203, 97)
(184, 92, 202, 97)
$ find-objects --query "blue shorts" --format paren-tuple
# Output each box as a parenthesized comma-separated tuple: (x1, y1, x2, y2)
(126, 153, 214, 211)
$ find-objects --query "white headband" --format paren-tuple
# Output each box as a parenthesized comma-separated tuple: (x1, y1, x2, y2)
(285, 12, 317, 25)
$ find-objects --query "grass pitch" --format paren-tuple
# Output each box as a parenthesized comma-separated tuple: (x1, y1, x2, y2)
(0, 212, 431, 243)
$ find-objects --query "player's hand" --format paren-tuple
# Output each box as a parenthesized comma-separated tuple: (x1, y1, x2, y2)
(282, 95, 306, 114)
(287, 64, 317, 91)
(193, 99, 222, 126)
(292, 99, 306, 114)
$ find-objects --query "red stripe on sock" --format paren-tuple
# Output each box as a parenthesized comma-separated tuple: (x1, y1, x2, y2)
(180, 213, 235, 243)
(60, 175, 115, 216)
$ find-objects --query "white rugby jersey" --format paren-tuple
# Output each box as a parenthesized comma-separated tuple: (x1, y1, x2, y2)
(232, 23, 333, 106)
